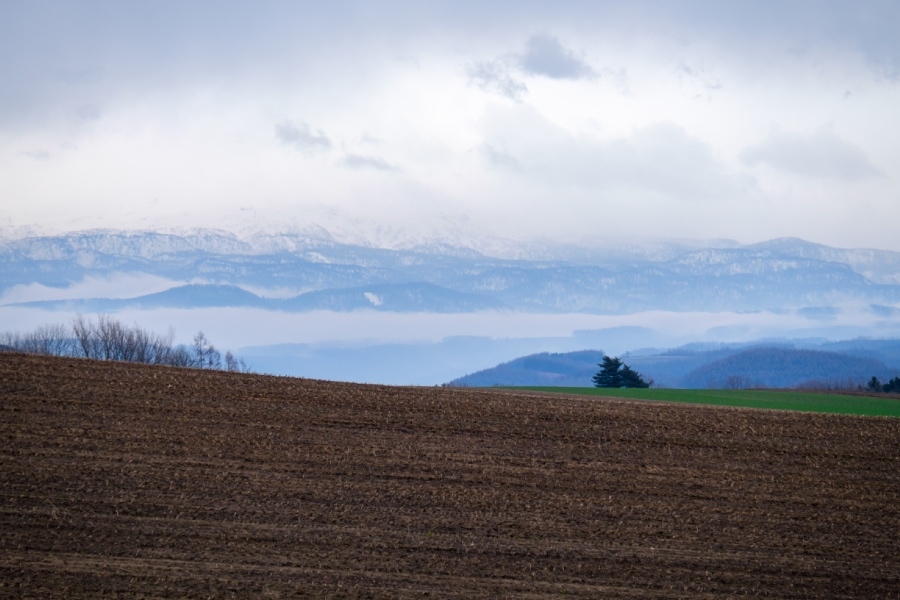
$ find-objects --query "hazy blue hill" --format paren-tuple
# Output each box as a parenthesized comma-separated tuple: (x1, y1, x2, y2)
(12, 284, 269, 311)
(622, 347, 750, 388)
(447, 345, 754, 388)
(447, 350, 607, 387)
(680, 347, 894, 389)
(129, 284, 268, 308)
(10, 281, 504, 314)
(448, 345, 770, 388)
(446, 341, 900, 389)
(817, 338, 900, 368)
(239, 336, 596, 386)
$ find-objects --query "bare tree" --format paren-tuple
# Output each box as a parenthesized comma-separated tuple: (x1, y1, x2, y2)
(0, 330, 21, 350)
(4, 316, 248, 372)
(31, 323, 73, 356)
(798, 377, 861, 391)
(0, 324, 72, 356)
(167, 345, 196, 368)
(225, 351, 239, 372)
(72, 314, 98, 359)
(96, 314, 131, 361)
(192, 331, 221, 369)
(148, 327, 177, 365)
(724, 375, 747, 390)
(224, 351, 250, 373)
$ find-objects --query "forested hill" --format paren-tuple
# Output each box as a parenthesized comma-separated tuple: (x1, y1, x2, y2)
(678, 347, 893, 389)
(446, 350, 607, 387)
(448, 342, 900, 389)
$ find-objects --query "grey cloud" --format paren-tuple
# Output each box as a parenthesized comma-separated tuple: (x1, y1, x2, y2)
(360, 133, 384, 145)
(483, 107, 746, 201)
(677, 1, 900, 80)
(480, 144, 520, 169)
(5, 1, 898, 131)
(340, 154, 398, 171)
(20, 150, 51, 161)
(469, 34, 595, 100)
(275, 121, 331, 152)
(586, 123, 741, 199)
(467, 60, 527, 100)
(518, 34, 595, 80)
(740, 130, 882, 180)
(679, 63, 722, 92)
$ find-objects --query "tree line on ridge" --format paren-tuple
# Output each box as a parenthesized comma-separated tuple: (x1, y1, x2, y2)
(0, 314, 250, 372)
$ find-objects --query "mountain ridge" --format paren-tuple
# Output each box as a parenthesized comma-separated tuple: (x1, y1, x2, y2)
(3, 228, 900, 315)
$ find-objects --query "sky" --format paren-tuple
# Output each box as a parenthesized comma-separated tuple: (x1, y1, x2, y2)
(2, 0, 899, 250)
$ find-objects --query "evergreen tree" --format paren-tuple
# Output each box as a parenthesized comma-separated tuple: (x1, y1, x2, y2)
(593, 356, 649, 388)
(882, 377, 900, 393)
(593, 356, 623, 388)
(621, 364, 650, 388)
(867, 376, 882, 392)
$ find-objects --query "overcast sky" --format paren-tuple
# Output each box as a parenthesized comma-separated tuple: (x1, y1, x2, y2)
(2, 0, 899, 250)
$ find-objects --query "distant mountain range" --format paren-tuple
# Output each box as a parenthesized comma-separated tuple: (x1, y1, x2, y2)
(3, 228, 900, 314)
(447, 339, 900, 389)
(5, 228, 900, 386)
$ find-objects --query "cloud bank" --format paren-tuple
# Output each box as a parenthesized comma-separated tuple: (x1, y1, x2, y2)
(740, 130, 883, 181)
(1, 1, 898, 250)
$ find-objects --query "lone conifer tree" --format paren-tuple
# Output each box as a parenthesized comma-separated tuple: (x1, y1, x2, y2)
(593, 356, 649, 388)
(621, 364, 650, 388)
(593, 356, 623, 387)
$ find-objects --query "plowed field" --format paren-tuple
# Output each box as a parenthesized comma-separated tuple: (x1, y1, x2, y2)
(1, 353, 898, 598)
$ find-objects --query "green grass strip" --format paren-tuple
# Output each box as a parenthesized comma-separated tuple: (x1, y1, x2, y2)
(506, 387, 900, 417)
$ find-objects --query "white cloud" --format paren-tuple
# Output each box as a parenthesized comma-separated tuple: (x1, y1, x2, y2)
(275, 121, 332, 152)
(740, 129, 883, 180)
(467, 59, 527, 100)
(340, 154, 398, 171)
(20, 150, 51, 161)
(1, 1, 899, 251)
(480, 105, 746, 201)
(479, 144, 520, 170)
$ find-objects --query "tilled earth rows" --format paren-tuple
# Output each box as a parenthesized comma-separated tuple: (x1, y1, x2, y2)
(1, 353, 898, 598)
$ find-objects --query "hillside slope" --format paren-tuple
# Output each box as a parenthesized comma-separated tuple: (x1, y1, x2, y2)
(447, 350, 607, 387)
(1, 353, 898, 597)
(450, 342, 900, 389)
(681, 347, 893, 388)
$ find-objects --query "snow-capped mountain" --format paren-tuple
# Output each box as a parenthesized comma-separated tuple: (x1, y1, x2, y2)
(2, 227, 900, 315)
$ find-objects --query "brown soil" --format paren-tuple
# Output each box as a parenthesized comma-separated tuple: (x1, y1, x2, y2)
(1, 352, 898, 598)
